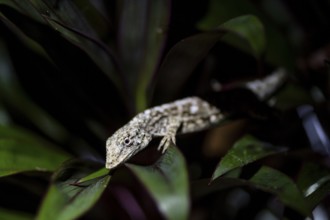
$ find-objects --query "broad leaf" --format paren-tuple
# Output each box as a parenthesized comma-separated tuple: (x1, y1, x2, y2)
(296, 163, 330, 209)
(0, 208, 33, 220)
(1, 0, 121, 90)
(196, 166, 313, 217)
(198, 1, 265, 57)
(153, 15, 266, 103)
(307, 180, 330, 211)
(0, 13, 51, 60)
(0, 137, 69, 177)
(250, 166, 312, 217)
(77, 167, 109, 184)
(0, 37, 69, 141)
(71, 0, 110, 38)
(127, 146, 189, 220)
(221, 15, 265, 57)
(198, 0, 259, 30)
(274, 84, 314, 110)
(0, 125, 59, 145)
(198, 0, 295, 70)
(0, 0, 45, 24)
(117, 0, 170, 111)
(212, 135, 286, 180)
(36, 160, 110, 220)
(0, 125, 69, 177)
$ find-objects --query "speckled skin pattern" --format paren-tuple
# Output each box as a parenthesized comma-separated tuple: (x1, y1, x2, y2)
(105, 97, 223, 169)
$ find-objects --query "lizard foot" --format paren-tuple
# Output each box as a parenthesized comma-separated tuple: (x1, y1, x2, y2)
(158, 135, 176, 154)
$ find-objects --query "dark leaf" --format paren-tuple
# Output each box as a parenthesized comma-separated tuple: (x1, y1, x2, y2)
(154, 15, 266, 103)
(220, 15, 266, 57)
(126, 146, 189, 220)
(195, 166, 313, 217)
(250, 166, 312, 217)
(2, 0, 121, 91)
(77, 167, 109, 184)
(0, 0, 45, 23)
(0, 37, 69, 141)
(198, 0, 296, 70)
(0, 208, 33, 220)
(117, 0, 170, 111)
(297, 163, 330, 209)
(212, 135, 286, 180)
(0, 126, 70, 177)
(191, 178, 247, 200)
(36, 160, 110, 220)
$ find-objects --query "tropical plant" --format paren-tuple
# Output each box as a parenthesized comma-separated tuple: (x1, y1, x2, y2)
(0, 1, 329, 219)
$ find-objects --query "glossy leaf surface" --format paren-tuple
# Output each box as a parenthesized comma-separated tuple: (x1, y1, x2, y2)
(117, 0, 170, 111)
(154, 15, 265, 103)
(0, 126, 69, 177)
(127, 146, 189, 220)
(250, 166, 311, 216)
(212, 135, 286, 180)
(37, 160, 110, 220)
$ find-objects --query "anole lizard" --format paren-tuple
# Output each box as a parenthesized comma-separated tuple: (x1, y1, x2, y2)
(105, 69, 287, 169)
(105, 97, 222, 169)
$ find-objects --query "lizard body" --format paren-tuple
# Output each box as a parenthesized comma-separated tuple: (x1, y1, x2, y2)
(105, 97, 223, 169)
(105, 70, 287, 169)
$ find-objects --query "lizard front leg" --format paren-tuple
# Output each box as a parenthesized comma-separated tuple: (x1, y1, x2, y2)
(157, 117, 180, 153)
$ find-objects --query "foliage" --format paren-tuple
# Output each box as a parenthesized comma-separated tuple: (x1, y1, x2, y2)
(1, 0, 330, 219)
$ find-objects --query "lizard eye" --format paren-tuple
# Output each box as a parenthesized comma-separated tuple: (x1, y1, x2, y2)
(123, 138, 131, 146)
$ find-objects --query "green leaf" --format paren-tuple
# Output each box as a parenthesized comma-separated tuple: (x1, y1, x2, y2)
(2, 0, 121, 91)
(197, 0, 264, 56)
(221, 15, 266, 57)
(196, 167, 312, 217)
(71, 0, 110, 39)
(36, 160, 110, 220)
(0, 0, 45, 24)
(153, 15, 265, 103)
(0, 37, 69, 141)
(136, 0, 170, 111)
(197, 0, 259, 30)
(198, 0, 296, 70)
(212, 135, 286, 180)
(117, 0, 170, 111)
(250, 166, 312, 217)
(0, 125, 61, 148)
(77, 167, 109, 184)
(127, 146, 189, 220)
(273, 83, 315, 110)
(297, 163, 330, 196)
(296, 163, 330, 208)
(307, 180, 330, 210)
(0, 125, 69, 177)
(0, 131, 70, 177)
(0, 208, 33, 220)
(0, 13, 51, 60)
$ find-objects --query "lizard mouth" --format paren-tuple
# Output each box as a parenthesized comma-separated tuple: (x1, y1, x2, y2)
(105, 155, 124, 169)
(105, 160, 120, 169)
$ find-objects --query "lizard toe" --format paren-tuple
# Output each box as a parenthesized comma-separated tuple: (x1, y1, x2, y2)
(162, 140, 171, 153)
(171, 136, 176, 146)
(158, 136, 166, 151)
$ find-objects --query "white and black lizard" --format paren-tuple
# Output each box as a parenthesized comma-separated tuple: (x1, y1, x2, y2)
(105, 69, 287, 169)
(105, 97, 222, 169)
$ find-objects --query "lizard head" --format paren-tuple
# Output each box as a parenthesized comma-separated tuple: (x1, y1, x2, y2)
(105, 125, 152, 169)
